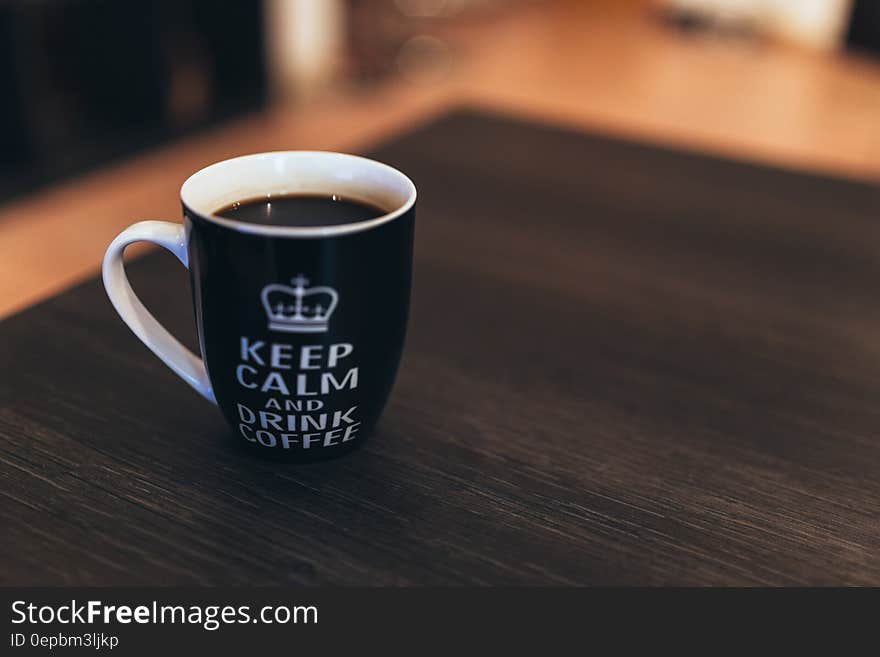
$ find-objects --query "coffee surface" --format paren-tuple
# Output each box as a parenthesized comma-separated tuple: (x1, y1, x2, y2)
(216, 194, 385, 227)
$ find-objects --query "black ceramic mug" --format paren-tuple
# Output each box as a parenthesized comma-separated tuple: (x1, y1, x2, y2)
(102, 152, 417, 462)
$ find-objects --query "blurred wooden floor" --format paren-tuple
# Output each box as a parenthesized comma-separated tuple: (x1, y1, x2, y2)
(1, 0, 879, 318)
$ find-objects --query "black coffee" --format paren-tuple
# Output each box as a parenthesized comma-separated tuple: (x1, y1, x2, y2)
(216, 194, 385, 227)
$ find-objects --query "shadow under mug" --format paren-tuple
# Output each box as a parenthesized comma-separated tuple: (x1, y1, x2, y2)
(102, 152, 417, 462)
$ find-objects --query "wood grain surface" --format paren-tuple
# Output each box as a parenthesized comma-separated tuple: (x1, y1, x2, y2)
(2, 109, 880, 585)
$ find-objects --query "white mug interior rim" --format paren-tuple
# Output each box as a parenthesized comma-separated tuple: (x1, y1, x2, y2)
(180, 151, 417, 238)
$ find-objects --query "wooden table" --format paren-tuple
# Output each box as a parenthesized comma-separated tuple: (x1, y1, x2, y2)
(2, 109, 879, 585)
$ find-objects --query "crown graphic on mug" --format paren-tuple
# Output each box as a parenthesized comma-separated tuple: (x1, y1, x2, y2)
(260, 274, 339, 333)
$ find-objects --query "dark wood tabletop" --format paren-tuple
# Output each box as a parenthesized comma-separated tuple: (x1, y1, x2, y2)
(2, 109, 880, 585)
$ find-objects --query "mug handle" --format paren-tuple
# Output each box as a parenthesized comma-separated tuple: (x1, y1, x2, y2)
(102, 220, 215, 403)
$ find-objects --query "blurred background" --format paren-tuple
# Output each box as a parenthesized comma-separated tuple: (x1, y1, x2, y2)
(1, 0, 879, 316)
